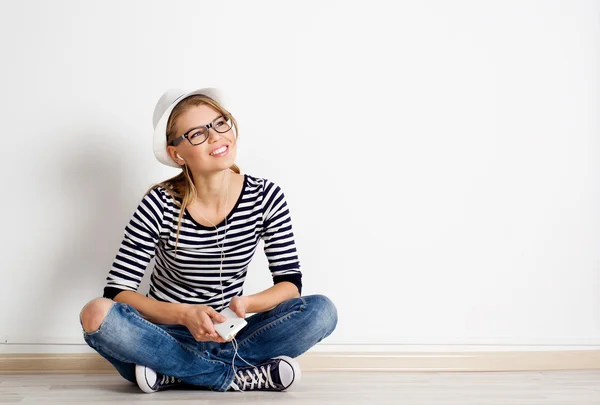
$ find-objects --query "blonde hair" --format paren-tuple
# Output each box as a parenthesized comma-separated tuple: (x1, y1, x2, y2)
(146, 94, 240, 257)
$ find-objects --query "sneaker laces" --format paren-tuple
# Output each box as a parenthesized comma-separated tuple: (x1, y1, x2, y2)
(233, 364, 275, 390)
(228, 337, 262, 391)
(159, 374, 180, 386)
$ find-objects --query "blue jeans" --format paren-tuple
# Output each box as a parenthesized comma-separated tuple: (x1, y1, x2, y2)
(81, 295, 337, 392)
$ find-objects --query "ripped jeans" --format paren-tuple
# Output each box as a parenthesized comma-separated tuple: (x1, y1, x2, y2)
(80, 295, 338, 392)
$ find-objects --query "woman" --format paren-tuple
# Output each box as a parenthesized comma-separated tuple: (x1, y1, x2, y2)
(78, 88, 338, 393)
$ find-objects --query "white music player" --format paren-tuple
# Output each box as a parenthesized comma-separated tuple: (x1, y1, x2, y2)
(213, 307, 248, 340)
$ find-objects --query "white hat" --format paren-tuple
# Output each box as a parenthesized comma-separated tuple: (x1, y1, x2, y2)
(152, 87, 225, 168)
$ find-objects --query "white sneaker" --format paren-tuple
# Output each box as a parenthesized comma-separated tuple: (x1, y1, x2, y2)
(135, 364, 185, 393)
(229, 356, 302, 392)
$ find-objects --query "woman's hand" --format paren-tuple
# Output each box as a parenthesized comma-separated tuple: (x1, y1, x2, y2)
(229, 296, 248, 319)
(180, 304, 229, 343)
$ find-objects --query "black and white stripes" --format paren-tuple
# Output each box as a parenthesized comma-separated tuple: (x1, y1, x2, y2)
(103, 174, 302, 310)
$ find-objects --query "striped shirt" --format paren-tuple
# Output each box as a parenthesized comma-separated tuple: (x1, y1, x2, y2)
(103, 174, 302, 310)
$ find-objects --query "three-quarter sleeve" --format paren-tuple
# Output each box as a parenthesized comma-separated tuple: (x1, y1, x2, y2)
(261, 180, 303, 295)
(103, 187, 166, 300)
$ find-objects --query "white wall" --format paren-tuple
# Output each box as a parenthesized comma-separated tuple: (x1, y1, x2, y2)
(1, 0, 599, 353)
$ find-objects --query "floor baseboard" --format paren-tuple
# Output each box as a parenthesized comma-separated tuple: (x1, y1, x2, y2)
(1, 351, 599, 374)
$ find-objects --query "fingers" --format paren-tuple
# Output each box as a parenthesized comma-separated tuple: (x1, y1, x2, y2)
(188, 312, 218, 342)
(214, 334, 234, 344)
(193, 332, 218, 342)
(185, 305, 232, 341)
(229, 304, 242, 318)
(227, 303, 243, 319)
(205, 331, 219, 340)
(200, 312, 217, 335)
(192, 329, 218, 341)
(206, 307, 226, 323)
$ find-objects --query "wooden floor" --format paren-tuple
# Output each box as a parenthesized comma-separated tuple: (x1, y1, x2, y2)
(1, 371, 599, 404)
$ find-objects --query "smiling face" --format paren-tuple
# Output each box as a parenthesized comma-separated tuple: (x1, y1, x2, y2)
(167, 104, 238, 173)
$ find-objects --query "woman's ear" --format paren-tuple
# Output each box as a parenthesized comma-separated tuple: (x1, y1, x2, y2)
(167, 146, 184, 165)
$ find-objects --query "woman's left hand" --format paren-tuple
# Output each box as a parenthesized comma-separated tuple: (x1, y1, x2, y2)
(229, 295, 248, 319)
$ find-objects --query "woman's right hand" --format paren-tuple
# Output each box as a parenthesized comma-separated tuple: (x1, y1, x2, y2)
(180, 304, 228, 343)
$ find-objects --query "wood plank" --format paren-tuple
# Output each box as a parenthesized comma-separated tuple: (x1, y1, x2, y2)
(1, 351, 599, 374)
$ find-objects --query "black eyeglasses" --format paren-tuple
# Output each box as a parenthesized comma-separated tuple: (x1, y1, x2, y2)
(169, 115, 233, 146)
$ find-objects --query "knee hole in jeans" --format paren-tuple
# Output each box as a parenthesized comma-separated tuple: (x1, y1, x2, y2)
(80, 298, 114, 333)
